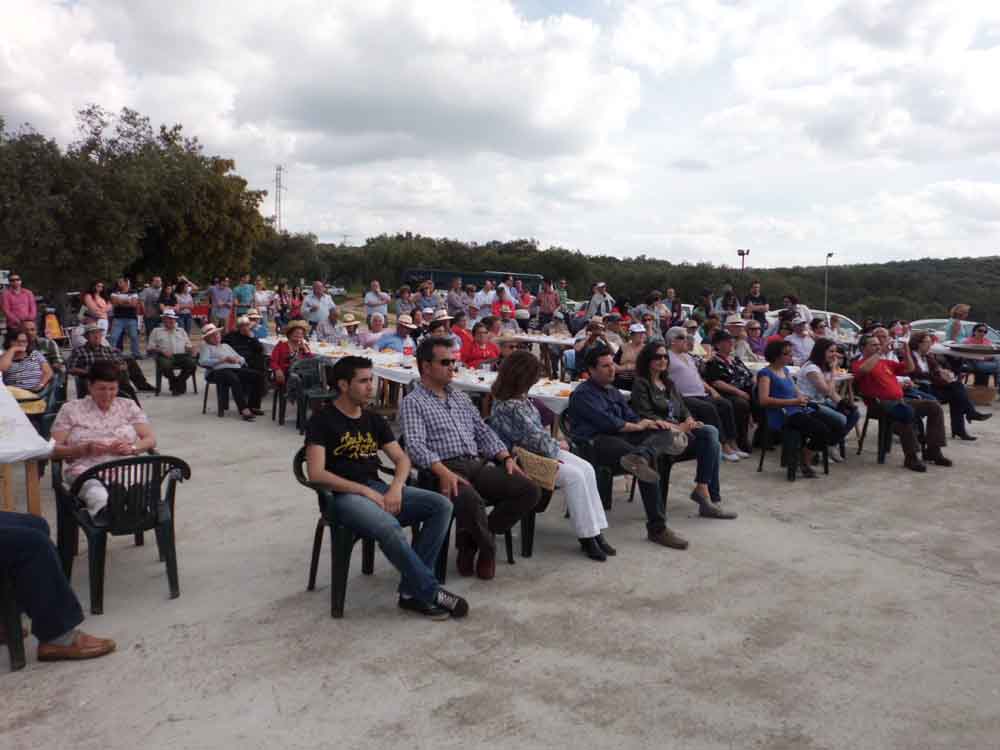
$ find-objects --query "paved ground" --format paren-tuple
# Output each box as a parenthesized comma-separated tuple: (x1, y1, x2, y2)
(4, 371, 1000, 750)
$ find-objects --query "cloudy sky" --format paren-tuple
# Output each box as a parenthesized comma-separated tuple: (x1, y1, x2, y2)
(4, 0, 1000, 268)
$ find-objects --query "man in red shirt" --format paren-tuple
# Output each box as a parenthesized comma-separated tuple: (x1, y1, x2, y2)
(1, 272, 37, 330)
(852, 334, 950, 472)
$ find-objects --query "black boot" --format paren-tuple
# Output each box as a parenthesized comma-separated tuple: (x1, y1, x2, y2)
(968, 411, 992, 422)
(594, 534, 617, 556)
(578, 537, 607, 561)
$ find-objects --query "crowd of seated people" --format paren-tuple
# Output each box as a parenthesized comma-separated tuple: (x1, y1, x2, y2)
(6, 268, 1000, 645)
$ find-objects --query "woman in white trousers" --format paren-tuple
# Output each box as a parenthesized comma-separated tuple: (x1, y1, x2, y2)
(489, 351, 615, 561)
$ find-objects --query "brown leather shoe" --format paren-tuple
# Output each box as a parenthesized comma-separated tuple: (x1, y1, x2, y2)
(37, 631, 116, 662)
(475, 551, 496, 580)
(647, 528, 689, 550)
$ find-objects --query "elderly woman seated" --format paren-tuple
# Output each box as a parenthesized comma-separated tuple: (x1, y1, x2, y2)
(269, 319, 314, 388)
(1, 328, 54, 413)
(50, 361, 156, 525)
(357, 313, 387, 348)
(199, 323, 266, 421)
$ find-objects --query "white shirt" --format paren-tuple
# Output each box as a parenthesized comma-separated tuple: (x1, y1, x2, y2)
(474, 289, 496, 309)
(147, 326, 191, 355)
(786, 333, 814, 366)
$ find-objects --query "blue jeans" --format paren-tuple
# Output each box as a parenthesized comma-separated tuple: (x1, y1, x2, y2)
(972, 359, 998, 386)
(328, 480, 452, 602)
(178, 312, 193, 333)
(816, 402, 860, 437)
(688, 424, 721, 499)
(109, 317, 141, 358)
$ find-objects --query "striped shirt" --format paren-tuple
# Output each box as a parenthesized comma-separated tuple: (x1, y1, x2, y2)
(400, 382, 507, 468)
(4, 350, 47, 390)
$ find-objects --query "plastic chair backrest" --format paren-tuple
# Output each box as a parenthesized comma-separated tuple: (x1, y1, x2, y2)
(70, 455, 191, 535)
(293, 445, 332, 514)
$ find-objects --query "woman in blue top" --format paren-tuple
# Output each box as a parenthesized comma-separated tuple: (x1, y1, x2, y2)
(757, 339, 841, 478)
(489, 350, 613, 562)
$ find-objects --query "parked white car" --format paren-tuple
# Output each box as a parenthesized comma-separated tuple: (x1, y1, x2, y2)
(765, 308, 862, 339)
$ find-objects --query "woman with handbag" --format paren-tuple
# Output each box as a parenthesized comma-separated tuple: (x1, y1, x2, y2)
(797, 338, 861, 458)
(489, 351, 614, 562)
(630, 342, 728, 507)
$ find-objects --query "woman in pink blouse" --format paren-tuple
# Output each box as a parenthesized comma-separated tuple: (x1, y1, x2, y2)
(51, 360, 156, 524)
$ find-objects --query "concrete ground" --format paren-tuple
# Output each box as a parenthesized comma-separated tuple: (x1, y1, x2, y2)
(3, 372, 1000, 750)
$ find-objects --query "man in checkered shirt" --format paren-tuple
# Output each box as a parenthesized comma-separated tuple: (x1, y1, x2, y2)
(400, 336, 540, 581)
(66, 324, 139, 401)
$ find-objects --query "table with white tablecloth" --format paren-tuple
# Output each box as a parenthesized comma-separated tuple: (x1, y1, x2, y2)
(259, 338, 584, 413)
(0, 386, 54, 515)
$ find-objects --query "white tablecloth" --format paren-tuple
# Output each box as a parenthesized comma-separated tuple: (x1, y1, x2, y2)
(0, 386, 53, 463)
(260, 339, 583, 413)
(931, 343, 999, 361)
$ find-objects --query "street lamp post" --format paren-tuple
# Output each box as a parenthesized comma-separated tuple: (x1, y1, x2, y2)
(737, 248, 750, 277)
(824, 252, 835, 313)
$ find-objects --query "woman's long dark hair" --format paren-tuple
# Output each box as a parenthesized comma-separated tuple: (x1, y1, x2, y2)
(635, 341, 673, 390)
(491, 350, 542, 401)
(807, 337, 838, 372)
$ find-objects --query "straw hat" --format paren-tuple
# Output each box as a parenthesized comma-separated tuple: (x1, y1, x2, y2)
(284, 319, 310, 336)
(161, 308, 178, 319)
(396, 314, 417, 329)
(201, 323, 224, 338)
(724, 314, 745, 327)
(342, 313, 360, 327)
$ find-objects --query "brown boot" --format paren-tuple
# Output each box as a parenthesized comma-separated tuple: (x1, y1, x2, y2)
(475, 550, 496, 580)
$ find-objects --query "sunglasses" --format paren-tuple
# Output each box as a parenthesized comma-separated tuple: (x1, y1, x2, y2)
(435, 358, 457, 367)
(747, 326, 761, 331)
(651, 354, 669, 360)
(9, 277, 21, 282)
(672, 335, 688, 341)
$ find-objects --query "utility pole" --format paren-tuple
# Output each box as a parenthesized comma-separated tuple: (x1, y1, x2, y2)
(341, 233, 351, 247)
(737, 248, 750, 277)
(824, 252, 835, 312)
(274, 165, 285, 232)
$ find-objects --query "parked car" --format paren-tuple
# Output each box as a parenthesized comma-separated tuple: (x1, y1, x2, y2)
(910, 319, 1000, 344)
(765, 308, 862, 338)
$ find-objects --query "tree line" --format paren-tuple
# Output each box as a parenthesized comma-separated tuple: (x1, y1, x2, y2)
(2, 107, 996, 325)
(321, 234, 1000, 325)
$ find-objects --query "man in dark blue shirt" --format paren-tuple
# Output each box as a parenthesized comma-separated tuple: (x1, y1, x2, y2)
(567, 350, 733, 550)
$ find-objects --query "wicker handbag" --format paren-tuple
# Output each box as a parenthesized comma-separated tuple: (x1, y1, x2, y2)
(513, 446, 560, 491)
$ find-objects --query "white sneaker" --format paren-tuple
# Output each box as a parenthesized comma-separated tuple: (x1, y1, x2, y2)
(735, 450, 752, 459)
(829, 452, 844, 463)
(722, 452, 741, 462)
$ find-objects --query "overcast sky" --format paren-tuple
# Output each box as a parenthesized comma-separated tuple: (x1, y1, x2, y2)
(4, 0, 1000, 267)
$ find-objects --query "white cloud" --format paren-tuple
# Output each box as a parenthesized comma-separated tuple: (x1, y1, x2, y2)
(3, 0, 1000, 267)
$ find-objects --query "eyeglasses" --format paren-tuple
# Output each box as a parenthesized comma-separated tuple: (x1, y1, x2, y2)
(651, 354, 669, 360)
(671, 336, 688, 341)
(435, 358, 456, 367)
(747, 326, 761, 331)
(9, 277, 21, 282)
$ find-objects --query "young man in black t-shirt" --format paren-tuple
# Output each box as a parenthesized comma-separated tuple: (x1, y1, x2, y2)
(305, 356, 468, 619)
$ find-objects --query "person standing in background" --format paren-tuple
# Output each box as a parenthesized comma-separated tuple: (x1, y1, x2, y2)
(2, 272, 37, 331)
